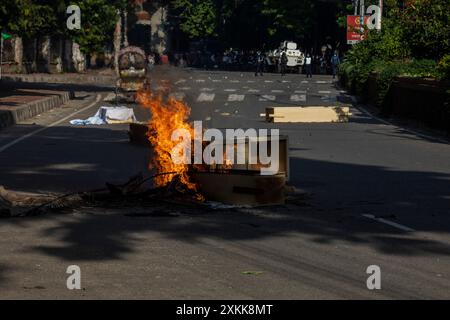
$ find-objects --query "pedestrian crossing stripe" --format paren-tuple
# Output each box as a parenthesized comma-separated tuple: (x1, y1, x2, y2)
(259, 95, 276, 101)
(290, 94, 306, 102)
(197, 93, 215, 102)
(271, 90, 284, 93)
(248, 89, 260, 93)
(228, 94, 245, 102)
(224, 89, 237, 92)
(169, 92, 186, 100)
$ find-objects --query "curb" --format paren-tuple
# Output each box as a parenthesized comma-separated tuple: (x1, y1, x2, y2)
(1, 74, 115, 85)
(0, 91, 74, 130)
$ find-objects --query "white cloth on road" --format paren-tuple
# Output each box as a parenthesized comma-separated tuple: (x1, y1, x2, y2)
(70, 106, 136, 125)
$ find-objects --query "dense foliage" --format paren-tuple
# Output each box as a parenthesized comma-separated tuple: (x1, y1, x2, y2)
(171, 0, 316, 48)
(339, 0, 450, 108)
(0, 0, 131, 55)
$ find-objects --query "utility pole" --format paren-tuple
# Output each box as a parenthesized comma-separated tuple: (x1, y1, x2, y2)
(360, 0, 365, 33)
(378, 0, 383, 31)
(0, 36, 3, 80)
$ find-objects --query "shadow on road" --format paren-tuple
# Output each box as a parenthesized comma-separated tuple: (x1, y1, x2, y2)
(0, 123, 449, 287)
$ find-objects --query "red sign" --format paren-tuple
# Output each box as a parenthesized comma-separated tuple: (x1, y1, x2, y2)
(347, 15, 369, 44)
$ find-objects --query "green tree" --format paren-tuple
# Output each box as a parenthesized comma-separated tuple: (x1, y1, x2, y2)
(400, 0, 450, 59)
(172, 0, 217, 39)
(64, 0, 118, 55)
(261, 0, 314, 38)
(0, 0, 57, 38)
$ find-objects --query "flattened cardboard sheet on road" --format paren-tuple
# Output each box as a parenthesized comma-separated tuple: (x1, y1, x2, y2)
(266, 106, 352, 123)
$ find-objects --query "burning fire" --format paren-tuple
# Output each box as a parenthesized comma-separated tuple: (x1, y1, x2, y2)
(136, 88, 200, 195)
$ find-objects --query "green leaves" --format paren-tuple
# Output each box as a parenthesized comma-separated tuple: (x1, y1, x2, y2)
(0, 0, 126, 55)
(67, 0, 118, 55)
(172, 0, 315, 46)
(173, 0, 217, 39)
(340, 0, 449, 106)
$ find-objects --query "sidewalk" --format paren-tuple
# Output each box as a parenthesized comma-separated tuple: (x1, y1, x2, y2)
(1, 69, 116, 86)
(0, 87, 73, 129)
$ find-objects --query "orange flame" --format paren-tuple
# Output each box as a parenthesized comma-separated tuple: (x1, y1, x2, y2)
(136, 88, 199, 193)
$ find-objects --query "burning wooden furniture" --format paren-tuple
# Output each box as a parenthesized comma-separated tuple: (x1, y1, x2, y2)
(134, 89, 291, 207)
(191, 135, 289, 206)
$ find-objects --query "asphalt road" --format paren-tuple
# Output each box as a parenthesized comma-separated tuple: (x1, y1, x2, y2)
(0, 66, 449, 299)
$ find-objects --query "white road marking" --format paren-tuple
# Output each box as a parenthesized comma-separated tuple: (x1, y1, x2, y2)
(197, 93, 215, 102)
(179, 87, 191, 91)
(301, 80, 309, 84)
(290, 94, 306, 102)
(319, 90, 332, 94)
(228, 94, 245, 102)
(271, 90, 284, 93)
(362, 214, 415, 232)
(247, 80, 255, 83)
(321, 95, 337, 102)
(224, 89, 237, 92)
(169, 92, 186, 100)
(259, 95, 276, 101)
(103, 92, 116, 102)
(265, 80, 274, 83)
(200, 88, 214, 92)
(282, 80, 291, 83)
(295, 90, 307, 94)
(212, 79, 222, 83)
(0, 94, 102, 154)
(248, 89, 260, 93)
(195, 79, 206, 83)
(230, 80, 240, 83)
(175, 79, 186, 84)
(316, 80, 329, 84)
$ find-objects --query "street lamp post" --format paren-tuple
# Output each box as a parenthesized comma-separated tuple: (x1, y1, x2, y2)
(1, 36, 3, 80)
(360, 0, 365, 33)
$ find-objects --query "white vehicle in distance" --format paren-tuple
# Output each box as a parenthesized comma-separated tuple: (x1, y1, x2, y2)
(270, 41, 305, 74)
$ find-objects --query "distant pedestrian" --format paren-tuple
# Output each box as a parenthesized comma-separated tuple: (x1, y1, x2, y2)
(255, 51, 264, 76)
(331, 51, 340, 79)
(147, 53, 155, 71)
(305, 54, 312, 78)
(280, 51, 288, 76)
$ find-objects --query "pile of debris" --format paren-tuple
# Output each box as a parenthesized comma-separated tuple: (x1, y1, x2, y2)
(0, 172, 204, 218)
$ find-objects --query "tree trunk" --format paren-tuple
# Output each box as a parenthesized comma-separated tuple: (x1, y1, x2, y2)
(114, 9, 122, 76)
(64, 39, 73, 72)
(72, 42, 86, 73)
(41, 36, 51, 73)
(32, 38, 38, 72)
(13, 37, 23, 73)
(56, 38, 63, 73)
(124, 10, 129, 47)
